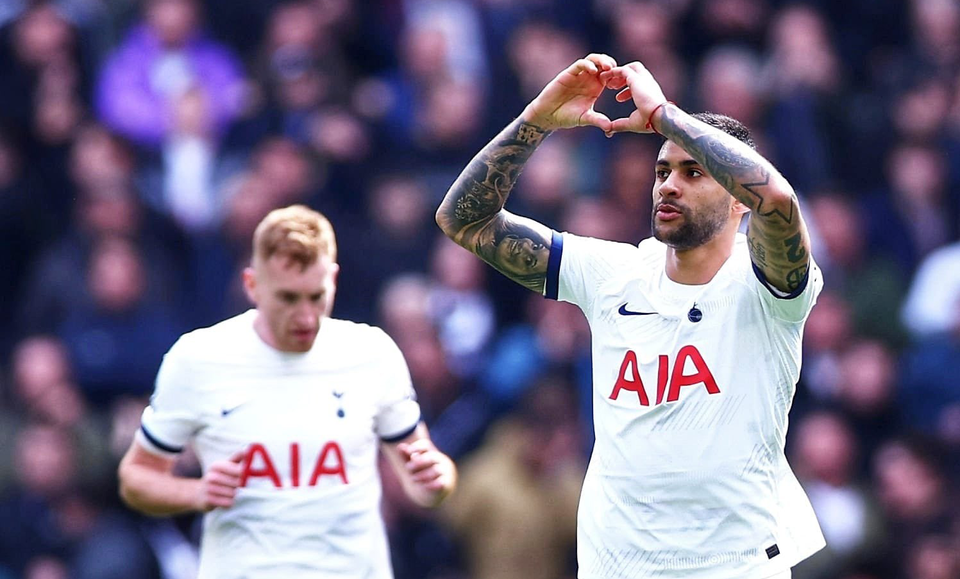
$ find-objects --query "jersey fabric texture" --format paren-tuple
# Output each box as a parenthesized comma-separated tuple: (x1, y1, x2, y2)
(137, 310, 421, 579)
(546, 231, 825, 579)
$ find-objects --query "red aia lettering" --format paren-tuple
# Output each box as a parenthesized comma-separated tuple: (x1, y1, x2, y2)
(610, 346, 719, 406)
(240, 442, 348, 487)
(609, 350, 650, 405)
(309, 442, 349, 485)
(240, 443, 281, 488)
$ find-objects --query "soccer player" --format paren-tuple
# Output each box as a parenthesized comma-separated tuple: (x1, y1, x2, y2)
(118, 205, 457, 578)
(436, 54, 824, 578)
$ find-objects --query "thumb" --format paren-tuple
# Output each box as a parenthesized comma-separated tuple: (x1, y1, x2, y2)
(396, 443, 413, 461)
(579, 109, 612, 132)
(610, 111, 647, 134)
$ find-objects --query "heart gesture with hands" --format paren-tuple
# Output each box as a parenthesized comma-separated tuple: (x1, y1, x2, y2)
(521, 55, 670, 137)
(520, 53, 618, 132)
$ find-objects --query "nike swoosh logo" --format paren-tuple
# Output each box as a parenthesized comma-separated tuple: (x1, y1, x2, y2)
(221, 404, 245, 416)
(618, 304, 657, 316)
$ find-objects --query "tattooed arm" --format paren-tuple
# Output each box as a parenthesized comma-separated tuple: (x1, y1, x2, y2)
(603, 62, 811, 293)
(655, 106, 811, 293)
(435, 119, 554, 291)
(436, 54, 616, 292)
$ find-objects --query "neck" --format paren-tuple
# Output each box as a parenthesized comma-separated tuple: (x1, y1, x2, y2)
(252, 311, 280, 350)
(663, 227, 738, 285)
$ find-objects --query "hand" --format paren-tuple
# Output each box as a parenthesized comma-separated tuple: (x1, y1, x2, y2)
(599, 61, 669, 134)
(397, 439, 456, 505)
(197, 450, 245, 511)
(520, 53, 617, 132)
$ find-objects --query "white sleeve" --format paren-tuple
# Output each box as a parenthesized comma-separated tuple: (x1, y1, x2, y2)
(546, 231, 637, 318)
(136, 340, 202, 456)
(372, 331, 422, 442)
(750, 256, 824, 324)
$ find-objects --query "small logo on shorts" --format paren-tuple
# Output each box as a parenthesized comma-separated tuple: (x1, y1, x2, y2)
(765, 544, 780, 559)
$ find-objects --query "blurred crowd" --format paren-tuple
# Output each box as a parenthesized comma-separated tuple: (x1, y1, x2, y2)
(0, 0, 958, 578)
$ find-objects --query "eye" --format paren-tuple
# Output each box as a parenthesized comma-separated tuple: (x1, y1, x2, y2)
(309, 292, 325, 302)
(279, 293, 297, 304)
(688, 169, 703, 178)
(655, 169, 669, 180)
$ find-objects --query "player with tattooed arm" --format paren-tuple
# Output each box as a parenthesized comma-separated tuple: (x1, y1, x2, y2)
(436, 54, 824, 579)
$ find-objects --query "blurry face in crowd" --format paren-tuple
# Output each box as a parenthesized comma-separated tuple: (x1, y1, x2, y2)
(148, 0, 199, 47)
(244, 254, 338, 353)
(652, 141, 740, 250)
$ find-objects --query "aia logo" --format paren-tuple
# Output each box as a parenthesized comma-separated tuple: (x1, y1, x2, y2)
(609, 345, 719, 406)
(240, 442, 348, 488)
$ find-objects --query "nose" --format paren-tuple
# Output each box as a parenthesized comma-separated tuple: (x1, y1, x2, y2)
(294, 301, 320, 327)
(658, 173, 681, 199)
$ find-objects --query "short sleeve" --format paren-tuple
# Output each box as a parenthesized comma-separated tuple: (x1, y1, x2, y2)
(751, 256, 824, 324)
(136, 341, 202, 456)
(548, 231, 639, 318)
(373, 331, 421, 442)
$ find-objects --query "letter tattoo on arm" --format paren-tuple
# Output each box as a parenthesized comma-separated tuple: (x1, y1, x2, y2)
(436, 119, 555, 293)
(656, 106, 812, 293)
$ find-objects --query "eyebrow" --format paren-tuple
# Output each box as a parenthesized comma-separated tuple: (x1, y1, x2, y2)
(656, 159, 701, 167)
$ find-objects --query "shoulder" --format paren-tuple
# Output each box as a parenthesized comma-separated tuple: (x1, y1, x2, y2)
(167, 310, 257, 363)
(562, 232, 654, 268)
(322, 318, 400, 353)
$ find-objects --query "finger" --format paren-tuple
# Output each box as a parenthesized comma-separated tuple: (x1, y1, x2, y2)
(413, 468, 441, 484)
(601, 73, 627, 90)
(579, 109, 612, 132)
(214, 461, 245, 476)
(395, 442, 412, 461)
(564, 58, 597, 77)
(405, 453, 438, 474)
(585, 53, 616, 71)
(208, 494, 234, 509)
(208, 470, 242, 487)
(229, 450, 246, 463)
(610, 113, 647, 134)
(208, 484, 238, 499)
(616, 87, 633, 103)
(422, 479, 445, 492)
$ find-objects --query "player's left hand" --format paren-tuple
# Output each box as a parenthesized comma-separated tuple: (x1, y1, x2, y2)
(599, 61, 669, 135)
(397, 439, 456, 505)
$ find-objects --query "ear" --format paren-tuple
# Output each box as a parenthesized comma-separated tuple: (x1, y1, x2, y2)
(731, 198, 750, 217)
(242, 266, 257, 305)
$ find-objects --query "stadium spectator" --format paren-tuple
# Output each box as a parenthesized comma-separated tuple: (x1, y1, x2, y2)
(95, 0, 245, 150)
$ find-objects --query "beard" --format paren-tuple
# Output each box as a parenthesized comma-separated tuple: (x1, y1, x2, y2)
(652, 199, 730, 251)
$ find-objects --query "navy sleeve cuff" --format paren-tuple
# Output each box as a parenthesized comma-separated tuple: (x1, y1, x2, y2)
(751, 262, 809, 300)
(380, 416, 421, 443)
(140, 424, 183, 453)
(545, 230, 564, 300)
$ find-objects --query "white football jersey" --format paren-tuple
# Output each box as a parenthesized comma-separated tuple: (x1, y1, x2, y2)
(136, 310, 421, 579)
(545, 231, 825, 579)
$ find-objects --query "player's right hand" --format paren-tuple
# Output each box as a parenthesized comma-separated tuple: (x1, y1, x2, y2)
(196, 450, 245, 512)
(520, 53, 617, 132)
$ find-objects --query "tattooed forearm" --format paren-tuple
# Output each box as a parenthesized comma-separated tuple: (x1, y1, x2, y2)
(438, 119, 551, 234)
(658, 106, 794, 225)
(436, 119, 554, 293)
(656, 105, 813, 293)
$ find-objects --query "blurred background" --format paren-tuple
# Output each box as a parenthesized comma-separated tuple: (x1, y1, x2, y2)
(0, 0, 958, 578)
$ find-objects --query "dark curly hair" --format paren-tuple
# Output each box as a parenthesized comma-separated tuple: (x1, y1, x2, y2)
(690, 112, 756, 150)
